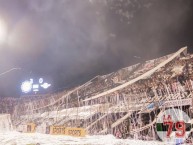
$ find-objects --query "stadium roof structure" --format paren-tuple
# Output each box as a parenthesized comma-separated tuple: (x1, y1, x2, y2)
(83, 46, 187, 102)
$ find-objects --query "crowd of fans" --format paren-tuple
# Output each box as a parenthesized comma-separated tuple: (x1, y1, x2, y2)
(1, 49, 193, 140)
(75, 52, 192, 137)
(13, 53, 171, 115)
(0, 97, 16, 114)
(95, 54, 193, 139)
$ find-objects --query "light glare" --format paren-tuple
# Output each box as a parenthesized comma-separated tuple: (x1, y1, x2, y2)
(21, 81, 32, 93)
(0, 19, 7, 44)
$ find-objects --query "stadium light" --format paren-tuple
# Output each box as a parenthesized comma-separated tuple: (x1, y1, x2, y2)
(21, 78, 51, 94)
(21, 80, 32, 93)
(0, 19, 7, 44)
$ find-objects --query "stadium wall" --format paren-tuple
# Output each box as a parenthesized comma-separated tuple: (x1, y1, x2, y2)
(0, 114, 13, 132)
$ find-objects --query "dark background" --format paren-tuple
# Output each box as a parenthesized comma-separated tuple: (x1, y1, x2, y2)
(0, 0, 193, 97)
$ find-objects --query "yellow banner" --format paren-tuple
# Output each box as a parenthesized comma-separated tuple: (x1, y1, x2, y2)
(27, 123, 36, 133)
(50, 126, 86, 137)
(50, 126, 66, 135)
(66, 127, 86, 137)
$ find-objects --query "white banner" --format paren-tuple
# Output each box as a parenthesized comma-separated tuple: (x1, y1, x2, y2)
(163, 98, 192, 108)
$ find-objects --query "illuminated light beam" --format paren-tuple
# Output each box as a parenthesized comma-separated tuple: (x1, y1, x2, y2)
(0, 68, 21, 77)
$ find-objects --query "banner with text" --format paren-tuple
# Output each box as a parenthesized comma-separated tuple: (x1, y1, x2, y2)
(50, 126, 86, 137)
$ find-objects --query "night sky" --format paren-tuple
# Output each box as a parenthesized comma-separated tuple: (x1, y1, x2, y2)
(0, 0, 193, 97)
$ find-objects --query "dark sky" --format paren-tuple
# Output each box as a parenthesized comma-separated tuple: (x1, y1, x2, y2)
(0, 0, 193, 97)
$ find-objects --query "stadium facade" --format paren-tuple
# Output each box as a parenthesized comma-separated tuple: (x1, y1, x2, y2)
(0, 47, 193, 142)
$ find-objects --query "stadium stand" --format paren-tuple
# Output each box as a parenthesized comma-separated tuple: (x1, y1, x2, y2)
(1, 46, 193, 140)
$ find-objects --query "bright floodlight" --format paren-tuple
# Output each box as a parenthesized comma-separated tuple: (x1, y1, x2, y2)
(0, 19, 7, 44)
(21, 81, 32, 93)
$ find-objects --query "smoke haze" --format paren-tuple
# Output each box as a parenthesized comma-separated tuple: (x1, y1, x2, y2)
(0, 0, 193, 97)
